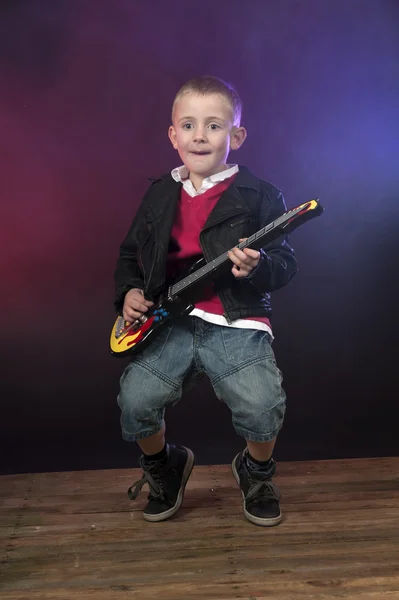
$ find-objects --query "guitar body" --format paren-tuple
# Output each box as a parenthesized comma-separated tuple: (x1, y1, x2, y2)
(110, 296, 194, 357)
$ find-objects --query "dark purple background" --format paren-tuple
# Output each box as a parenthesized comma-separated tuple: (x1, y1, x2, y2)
(1, 0, 398, 474)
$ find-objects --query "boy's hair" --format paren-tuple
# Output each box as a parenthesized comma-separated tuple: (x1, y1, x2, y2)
(172, 75, 242, 126)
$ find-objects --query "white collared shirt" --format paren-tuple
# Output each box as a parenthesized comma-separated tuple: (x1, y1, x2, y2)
(171, 164, 239, 197)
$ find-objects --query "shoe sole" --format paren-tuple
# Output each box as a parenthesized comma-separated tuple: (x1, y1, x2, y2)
(231, 453, 283, 527)
(143, 447, 195, 522)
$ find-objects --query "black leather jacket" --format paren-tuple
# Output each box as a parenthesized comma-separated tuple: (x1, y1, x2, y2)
(114, 166, 297, 321)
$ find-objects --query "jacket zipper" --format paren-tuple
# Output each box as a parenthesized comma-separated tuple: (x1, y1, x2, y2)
(223, 310, 232, 324)
(138, 232, 150, 289)
(143, 208, 159, 296)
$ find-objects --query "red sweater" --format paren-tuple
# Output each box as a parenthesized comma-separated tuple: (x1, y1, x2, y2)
(168, 175, 271, 327)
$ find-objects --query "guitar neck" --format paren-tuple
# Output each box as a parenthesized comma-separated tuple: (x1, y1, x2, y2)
(170, 199, 323, 299)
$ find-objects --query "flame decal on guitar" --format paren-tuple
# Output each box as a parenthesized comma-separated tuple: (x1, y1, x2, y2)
(110, 198, 324, 357)
(116, 315, 156, 347)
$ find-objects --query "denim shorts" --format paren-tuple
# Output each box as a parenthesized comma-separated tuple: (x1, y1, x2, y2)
(117, 316, 286, 443)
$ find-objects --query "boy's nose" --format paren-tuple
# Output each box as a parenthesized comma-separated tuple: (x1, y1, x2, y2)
(193, 128, 207, 142)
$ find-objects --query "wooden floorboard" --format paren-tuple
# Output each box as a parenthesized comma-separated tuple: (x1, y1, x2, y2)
(1, 457, 399, 599)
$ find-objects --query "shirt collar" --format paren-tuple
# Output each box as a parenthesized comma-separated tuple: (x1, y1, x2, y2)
(171, 164, 239, 187)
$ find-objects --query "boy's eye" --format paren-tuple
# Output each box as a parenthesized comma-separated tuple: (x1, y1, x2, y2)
(209, 123, 220, 130)
(182, 123, 193, 130)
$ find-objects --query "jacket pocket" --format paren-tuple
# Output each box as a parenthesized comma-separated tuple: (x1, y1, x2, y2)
(229, 217, 256, 228)
(228, 217, 257, 240)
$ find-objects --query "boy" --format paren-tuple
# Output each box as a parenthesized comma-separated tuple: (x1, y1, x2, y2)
(114, 76, 297, 526)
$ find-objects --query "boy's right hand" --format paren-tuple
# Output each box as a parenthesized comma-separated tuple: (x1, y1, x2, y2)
(123, 288, 154, 324)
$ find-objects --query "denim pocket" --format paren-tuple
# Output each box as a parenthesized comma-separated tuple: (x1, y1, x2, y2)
(220, 327, 274, 364)
(135, 321, 173, 363)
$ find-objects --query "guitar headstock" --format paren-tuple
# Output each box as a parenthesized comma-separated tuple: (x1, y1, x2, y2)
(281, 198, 324, 232)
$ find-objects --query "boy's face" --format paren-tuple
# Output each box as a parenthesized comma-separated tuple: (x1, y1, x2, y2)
(168, 93, 246, 184)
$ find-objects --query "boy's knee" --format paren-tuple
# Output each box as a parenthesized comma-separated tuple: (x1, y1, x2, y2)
(233, 398, 286, 442)
(118, 392, 164, 441)
(117, 364, 180, 440)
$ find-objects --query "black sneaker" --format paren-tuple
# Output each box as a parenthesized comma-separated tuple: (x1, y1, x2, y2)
(128, 445, 194, 522)
(232, 449, 282, 527)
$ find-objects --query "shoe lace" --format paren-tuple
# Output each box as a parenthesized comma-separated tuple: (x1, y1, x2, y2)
(128, 462, 167, 501)
(246, 477, 280, 505)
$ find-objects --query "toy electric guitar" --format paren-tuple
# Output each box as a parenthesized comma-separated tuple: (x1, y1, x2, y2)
(110, 199, 324, 357)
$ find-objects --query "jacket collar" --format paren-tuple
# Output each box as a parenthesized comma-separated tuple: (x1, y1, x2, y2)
(233, 166, 261, 192)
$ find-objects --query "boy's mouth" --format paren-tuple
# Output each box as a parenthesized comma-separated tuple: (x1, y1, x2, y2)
(191, 151, 210, 155)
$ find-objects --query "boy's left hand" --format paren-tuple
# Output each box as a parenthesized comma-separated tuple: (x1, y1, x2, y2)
(228, 238, 261, 279)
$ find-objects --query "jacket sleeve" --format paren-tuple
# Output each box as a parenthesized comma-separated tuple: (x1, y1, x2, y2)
(113, 198, 148, 313)
(246, 189, 298, 293)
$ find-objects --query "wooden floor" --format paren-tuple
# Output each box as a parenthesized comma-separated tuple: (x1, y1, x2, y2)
(1, 457, 399, 600)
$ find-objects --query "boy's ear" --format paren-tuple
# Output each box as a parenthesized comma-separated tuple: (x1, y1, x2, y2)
(168, 126, 178, 149)
(230, 126, 247, 151)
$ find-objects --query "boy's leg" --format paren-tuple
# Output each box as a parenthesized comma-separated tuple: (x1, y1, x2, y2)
(117, 320, 195, 522)
(200, 324, 285, 527)
(246, 438, 276, 462)
(137, 420, 166, 455)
